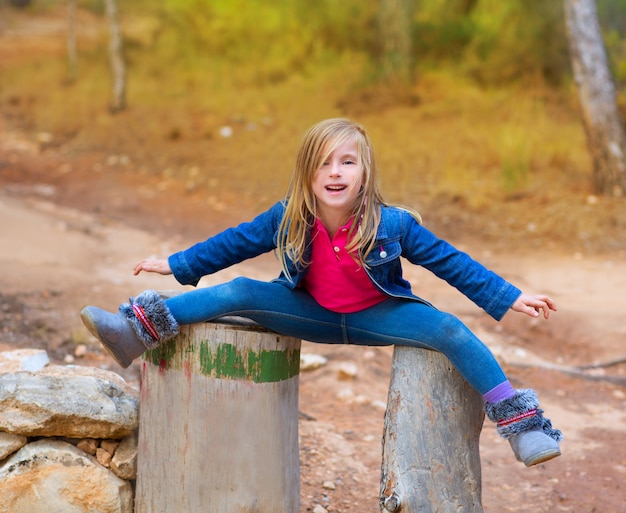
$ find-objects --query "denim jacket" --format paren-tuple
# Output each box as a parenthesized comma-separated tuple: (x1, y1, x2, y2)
(168, 201, 521, 321)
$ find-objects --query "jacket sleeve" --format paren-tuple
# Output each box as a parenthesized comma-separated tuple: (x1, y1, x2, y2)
(399, 212, 521, 321)
(168, 201, 285, 286)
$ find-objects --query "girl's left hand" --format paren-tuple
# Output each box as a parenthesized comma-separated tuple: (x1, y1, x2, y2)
(511, 293, 557, 319)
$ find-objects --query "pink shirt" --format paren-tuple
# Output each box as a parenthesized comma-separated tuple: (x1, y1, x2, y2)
(301, 218, 387, 313)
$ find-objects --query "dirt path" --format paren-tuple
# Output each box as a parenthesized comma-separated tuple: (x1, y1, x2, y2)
(1, 160, 625, 512)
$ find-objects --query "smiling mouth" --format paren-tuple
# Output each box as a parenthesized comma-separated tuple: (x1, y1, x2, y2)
(326, 185, 347, 192)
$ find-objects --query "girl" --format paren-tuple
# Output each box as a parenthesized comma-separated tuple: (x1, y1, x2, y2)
(81, 118, 562, 467)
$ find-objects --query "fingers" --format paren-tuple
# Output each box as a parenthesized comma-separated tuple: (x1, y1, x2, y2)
(528, 295, 557, 319)
(133, 261, 145, 276)
(512, 294, 557, 319)
(133, 258, 171, 276)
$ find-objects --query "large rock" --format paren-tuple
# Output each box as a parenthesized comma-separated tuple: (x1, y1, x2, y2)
(0, 439, 133, 513)
(0, 364, 139, 439)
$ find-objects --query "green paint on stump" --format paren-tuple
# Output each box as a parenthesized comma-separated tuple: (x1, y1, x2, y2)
(145, 338, 299, 383)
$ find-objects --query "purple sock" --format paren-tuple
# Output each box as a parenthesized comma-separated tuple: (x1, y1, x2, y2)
(483, 380, 516, 404)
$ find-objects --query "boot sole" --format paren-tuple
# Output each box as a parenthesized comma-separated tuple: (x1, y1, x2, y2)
(523, 448, 561, 467)
(80, 308, 133, 369)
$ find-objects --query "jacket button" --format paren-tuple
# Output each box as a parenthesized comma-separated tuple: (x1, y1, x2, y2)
(334, 246, 340, 252)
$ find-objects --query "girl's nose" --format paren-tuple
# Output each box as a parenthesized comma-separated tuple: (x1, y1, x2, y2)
(328, 162, 341, 176)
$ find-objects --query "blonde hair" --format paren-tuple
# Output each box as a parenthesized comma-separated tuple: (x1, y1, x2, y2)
(277, 118, 421, 278)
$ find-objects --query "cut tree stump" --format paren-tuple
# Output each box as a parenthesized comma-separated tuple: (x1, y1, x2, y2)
(134, 319, 301, 513)
(380, 346, 485, 513)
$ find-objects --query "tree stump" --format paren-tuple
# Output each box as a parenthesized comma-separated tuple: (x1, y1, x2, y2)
(134, 319, 301, 513)
(380, 346, 485, 513)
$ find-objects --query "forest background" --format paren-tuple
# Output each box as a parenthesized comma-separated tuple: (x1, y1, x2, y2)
(1, 0, 625, 255)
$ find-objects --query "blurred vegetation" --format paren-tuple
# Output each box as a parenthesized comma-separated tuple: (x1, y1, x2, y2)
(1, 0, 625, 252)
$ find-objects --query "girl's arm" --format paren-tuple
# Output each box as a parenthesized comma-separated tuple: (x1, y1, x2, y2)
(167, 201, 285, 286)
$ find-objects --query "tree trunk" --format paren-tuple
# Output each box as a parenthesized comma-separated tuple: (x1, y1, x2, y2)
(104, 0, 126, 113)
(564, 0, 626, 197)
(66, 0, 77, 81)
(378, 0, 415, 85)
(380, 347, 484, 513)
(135, 320, 301, 513)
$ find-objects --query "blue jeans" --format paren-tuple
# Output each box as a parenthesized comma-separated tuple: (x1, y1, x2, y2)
(165, 277, 507, 395)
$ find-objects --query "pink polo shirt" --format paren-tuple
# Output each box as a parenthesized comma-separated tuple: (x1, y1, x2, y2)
(301, 218, 387, 313)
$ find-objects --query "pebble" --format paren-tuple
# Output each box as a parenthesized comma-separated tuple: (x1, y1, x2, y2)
(337, 362, 357, 379)
(74, 344, 88, 357)
(301, 353, 328, 371)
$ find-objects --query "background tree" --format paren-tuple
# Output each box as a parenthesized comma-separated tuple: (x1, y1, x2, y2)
(104, 0, 126, 113)
(378, 0, 415, 85)
(564, 0, 626, 197)
(66, 0, 77, 81)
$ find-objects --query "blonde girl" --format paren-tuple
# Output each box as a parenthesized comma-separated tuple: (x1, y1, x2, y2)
(82, 118, 562, 467)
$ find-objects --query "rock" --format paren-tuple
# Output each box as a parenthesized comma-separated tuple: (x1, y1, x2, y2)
(74, 344, 88, 357)
(0, 432, 27, 460)
(337, 361, 358, 379)
(97, 447, 113, 467)
(313, 505, 328, 513)
(110, 433, 137, 480)
(0, 439, 133, 513)
(301, 353, 328, 371)
(0, 365, 139, 439)
(101, 439, 120, 454)
(77, 438, 99, 455)
(0, 349, 49, 373)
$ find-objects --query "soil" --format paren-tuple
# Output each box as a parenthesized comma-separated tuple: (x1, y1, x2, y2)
(1, 9, 626, 513)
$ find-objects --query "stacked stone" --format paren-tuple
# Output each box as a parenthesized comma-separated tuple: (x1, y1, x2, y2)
(0, 349, 139, 513)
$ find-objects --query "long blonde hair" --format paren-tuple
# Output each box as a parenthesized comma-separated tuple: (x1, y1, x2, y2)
(277, 118, 421, 277)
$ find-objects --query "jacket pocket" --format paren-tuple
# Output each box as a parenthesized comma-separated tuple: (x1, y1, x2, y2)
(364, 239, 402, 267)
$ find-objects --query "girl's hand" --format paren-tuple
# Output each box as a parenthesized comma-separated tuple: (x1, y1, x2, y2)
(133, 258, 172, 276)
(511, 293, 557, 319)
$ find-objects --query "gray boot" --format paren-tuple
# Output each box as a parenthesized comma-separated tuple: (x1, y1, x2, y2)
(81, 290, 179, 368)
(509, 430, 561, 467)
(485, 389, 562, 467)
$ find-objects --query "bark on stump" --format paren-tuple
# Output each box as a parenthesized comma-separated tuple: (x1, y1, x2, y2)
(135, 319, 301, 513)
(380, 346, 485, 513)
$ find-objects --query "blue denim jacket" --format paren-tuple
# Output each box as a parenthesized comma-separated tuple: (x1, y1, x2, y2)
(168, 201, 521, 321)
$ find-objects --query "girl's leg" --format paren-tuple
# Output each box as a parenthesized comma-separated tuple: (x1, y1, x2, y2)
(344, 298, 562, 466)
(344, 298, 506, 395)
(165, 277, 347, 342)
(81, 278, 348, 368)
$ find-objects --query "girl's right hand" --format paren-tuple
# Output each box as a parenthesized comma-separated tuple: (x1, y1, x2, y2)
(133, 258, 172, 276)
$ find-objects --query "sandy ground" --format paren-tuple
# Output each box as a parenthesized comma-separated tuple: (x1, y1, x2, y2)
(1, 136, 625, 512)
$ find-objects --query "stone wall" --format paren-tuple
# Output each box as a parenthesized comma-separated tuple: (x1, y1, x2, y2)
(0, 349, 139, 513)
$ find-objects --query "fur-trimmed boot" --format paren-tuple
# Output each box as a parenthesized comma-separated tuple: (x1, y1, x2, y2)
(81, 290, 179, 368)
(485, 388, 563, 467)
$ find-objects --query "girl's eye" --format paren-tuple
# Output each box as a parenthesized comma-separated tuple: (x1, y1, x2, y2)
(343, 160, 355, 165)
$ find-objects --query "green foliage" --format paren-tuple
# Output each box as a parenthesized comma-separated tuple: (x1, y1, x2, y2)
(127, 0, 377, 87)
(460, 0, 570, 84)
(45, 0, 621, 90)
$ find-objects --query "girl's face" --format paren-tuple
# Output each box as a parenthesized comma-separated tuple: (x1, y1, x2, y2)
(311, 137, 363, 224)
